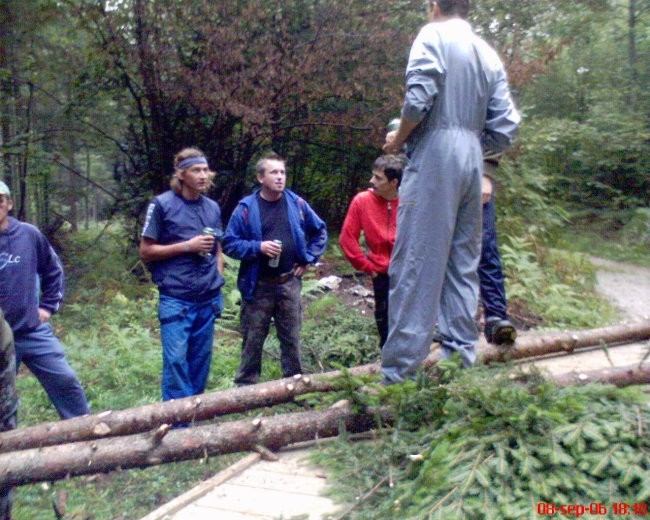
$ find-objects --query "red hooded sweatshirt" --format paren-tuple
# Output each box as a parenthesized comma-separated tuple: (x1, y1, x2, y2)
(339, 189, 398, 275)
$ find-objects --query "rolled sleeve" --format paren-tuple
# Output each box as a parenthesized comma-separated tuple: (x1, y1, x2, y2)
(402, 27, 445, 124)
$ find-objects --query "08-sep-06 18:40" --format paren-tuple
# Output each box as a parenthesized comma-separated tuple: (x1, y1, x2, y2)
(537, 501, 648, 517)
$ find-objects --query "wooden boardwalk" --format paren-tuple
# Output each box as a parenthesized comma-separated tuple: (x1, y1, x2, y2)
(141, 443, 342, 520)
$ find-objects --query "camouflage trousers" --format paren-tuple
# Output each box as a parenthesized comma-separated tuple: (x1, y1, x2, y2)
(1, 311, 16, 520)
(0, 411, 16, 520)
(235, 275, 302, 385)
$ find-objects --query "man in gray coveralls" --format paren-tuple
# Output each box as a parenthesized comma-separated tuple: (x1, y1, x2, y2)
(382, 0, 520, 381)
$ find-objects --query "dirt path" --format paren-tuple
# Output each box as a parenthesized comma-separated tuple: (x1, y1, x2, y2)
(524, 257, 649, 376)
(590, 257, 650, 323)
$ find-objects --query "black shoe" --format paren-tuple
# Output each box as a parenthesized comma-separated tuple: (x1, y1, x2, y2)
(431, 323, 444, 344)
(485, 317, 517, 345)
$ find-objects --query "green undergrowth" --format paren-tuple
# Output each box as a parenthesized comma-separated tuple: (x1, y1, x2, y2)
(499, 236, 617, 328)
(12, 238, 380, 519)
(552, 208, 650, 268)
(311, 363, 650, 519)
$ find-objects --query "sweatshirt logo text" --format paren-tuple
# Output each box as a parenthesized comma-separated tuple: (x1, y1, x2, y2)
(0, 253, 20, 271)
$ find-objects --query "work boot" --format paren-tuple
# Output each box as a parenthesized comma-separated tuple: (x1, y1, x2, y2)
(484, 317, 517, 345)
(431, 323, 444, 344)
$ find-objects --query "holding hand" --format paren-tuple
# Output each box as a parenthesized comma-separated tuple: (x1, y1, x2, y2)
(260, 240, 282, 258)
(186, 234, 215, 254)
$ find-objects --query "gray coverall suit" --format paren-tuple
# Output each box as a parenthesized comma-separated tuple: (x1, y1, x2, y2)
(381, 18, 520, 382)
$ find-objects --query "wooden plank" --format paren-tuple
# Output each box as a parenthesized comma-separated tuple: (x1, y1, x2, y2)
(230, 467, 329, 495)
(194, 482, 339, 518)
(171, 504, 268, 520)
(524, 343, 648, 376)
(139, 453, 261, 520)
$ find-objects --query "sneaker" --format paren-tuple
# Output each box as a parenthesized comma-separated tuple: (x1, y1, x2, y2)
(484, 317, 517, 345)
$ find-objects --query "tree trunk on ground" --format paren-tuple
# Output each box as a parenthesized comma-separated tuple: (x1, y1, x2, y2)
(0, 403, 388, 488)
(553, 364, 650, 387)
(479, 320, 650, 364)
(0, 365, 647, 488)
(0, 321, 648, 453)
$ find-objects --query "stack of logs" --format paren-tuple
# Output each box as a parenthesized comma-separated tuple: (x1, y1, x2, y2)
(0, 321, 649, 488)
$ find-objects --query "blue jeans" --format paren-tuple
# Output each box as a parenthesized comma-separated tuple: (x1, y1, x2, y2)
(14, 323, 91, 419)
(479, 196, 508, 320)
(158, 293, 222, 401)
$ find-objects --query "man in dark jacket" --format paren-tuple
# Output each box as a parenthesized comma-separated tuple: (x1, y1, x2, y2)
(0, 180, 90, 419)
(0, 307, 17, 520)
(140, 148, 225, 402)
(223, 152, 327, 385)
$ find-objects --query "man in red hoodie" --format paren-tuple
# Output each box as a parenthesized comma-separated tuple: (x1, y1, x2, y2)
(339, 155, 403, 347)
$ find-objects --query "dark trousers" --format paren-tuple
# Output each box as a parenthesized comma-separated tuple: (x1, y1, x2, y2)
(235, 276, 303, 385)
(372, 274, 390, 348)
(479, 196, 508, 320)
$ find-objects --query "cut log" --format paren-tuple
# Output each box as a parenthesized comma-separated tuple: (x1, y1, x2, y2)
(552, 365, 650, 387)
(480, 320, 650, 363)
(0, 373, 350, 453)
(0, 321, 648, 453)
(0, 402, 388, 488)
(0, 365, 647, 487)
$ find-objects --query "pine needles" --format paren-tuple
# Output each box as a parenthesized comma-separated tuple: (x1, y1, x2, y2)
(313, 363, 650, 519)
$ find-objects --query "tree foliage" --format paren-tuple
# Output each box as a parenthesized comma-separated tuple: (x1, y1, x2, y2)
(0, 0, 646, 257)
(71, 0, 418, 223)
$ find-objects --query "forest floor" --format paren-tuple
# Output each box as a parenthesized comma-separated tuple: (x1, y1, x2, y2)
(521, 256, 649, 376)
(315, 254, 650, 331)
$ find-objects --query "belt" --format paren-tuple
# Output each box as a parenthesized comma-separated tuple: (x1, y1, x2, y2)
(259, 272, 294, 284)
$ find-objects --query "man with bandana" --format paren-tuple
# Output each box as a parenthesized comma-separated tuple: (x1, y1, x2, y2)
(140, 148, 225, 401)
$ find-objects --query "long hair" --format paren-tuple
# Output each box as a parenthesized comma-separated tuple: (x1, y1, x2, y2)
(170, 147, 215, 194)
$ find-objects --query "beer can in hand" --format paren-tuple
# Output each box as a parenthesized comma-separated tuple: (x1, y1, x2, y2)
(200, 227, 216, 257)
(387, 118, 401, 132)
(268, 239, 282, 267)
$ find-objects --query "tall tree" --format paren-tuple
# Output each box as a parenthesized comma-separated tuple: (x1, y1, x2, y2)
(76, 0, 415, 220)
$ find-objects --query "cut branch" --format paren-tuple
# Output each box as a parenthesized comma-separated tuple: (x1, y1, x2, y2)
(0, 321, 648, 453)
